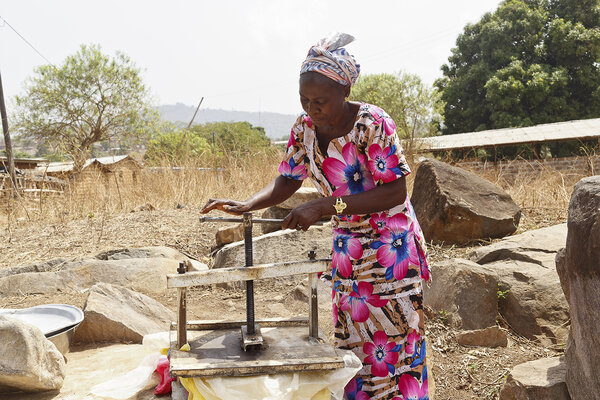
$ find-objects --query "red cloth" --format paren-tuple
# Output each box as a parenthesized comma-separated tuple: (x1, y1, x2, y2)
(154, 356, 175, 395)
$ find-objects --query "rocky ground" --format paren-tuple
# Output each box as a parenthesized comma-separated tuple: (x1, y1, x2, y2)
(0, 206, 567, 400)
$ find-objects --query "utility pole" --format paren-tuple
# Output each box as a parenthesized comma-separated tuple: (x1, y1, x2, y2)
(175, 97, 204, 158)
(0, 70, 17, 191)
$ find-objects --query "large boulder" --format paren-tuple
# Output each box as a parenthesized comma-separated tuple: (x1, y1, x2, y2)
(470, 224, 569, 344)
(499, 357, 570, 400)
(555, 176, 600, 400)
(214, 223, 333, 269)
(74, 283, 175, 343)
(0, 315, 66, 392)
(279, 187, 322, 209)
(470, 223, 567, 268)
(0, 247, 204, 296)
(423, 259, 499, 330)
(261, 206, 290, 234)
(427, 224, 569, 344)
(411, 158, 521, 244)
(215, 224, 244, 247)
(456, 326, 508, 348)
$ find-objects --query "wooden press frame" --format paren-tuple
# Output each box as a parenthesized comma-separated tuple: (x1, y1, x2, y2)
(167, 258, 330, 348)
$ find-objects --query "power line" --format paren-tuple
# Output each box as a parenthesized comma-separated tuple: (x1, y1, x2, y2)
(0, 15, 54, 66)
(362, 26, 458, 62)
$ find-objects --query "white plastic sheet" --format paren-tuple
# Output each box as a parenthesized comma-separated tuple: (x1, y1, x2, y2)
(185, 350, 362, 400)
(88, 332, 170, 399)
(89, 353, 161, 399)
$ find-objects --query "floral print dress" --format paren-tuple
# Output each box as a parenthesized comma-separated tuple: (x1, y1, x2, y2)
(278, 103, 431, 400)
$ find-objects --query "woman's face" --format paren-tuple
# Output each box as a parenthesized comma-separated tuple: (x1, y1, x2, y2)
(299, 72, 350, 128)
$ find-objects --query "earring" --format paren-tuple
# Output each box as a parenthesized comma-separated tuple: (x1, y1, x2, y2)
(344, 96, 349, 101)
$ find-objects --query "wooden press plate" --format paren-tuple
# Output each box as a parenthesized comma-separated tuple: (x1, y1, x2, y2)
(169, 322, 344, 377)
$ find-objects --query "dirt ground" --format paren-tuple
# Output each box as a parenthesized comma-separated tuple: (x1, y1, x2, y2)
(0, 206, 566, 399)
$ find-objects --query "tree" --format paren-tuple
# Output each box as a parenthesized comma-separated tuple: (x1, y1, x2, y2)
(349, 72, 444, 140)
(144, 120, 271, 164)
(14, 44, 156, 171)
(144, 122, 210, 163)
(189, 121, 271, 153)
(437, 0, 600, 134)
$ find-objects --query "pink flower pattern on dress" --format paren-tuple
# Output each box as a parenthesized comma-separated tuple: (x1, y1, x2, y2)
(332, 229, 363, 278)
(405, 330, 421, 357)
(303, 114, 313, 128)
(278, 158, 307, 180)
(398, 369, 429, 400)
(340, 214, 361, 222)
(323, 143, 375, 196)
(349, 281, 388, 322)
(370, 213, 420, 281)
(287, 129, 296, 148)
(367, 143, 403, 183)
(363, 331, 403, 377)
(344, 377, 370, 400)
(334, 293, 350, 325)
(369, 212, 387, 234)
(368, 105, 396, 136)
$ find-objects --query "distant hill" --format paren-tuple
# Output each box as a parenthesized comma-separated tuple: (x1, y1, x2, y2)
(158, 103, 298, 139)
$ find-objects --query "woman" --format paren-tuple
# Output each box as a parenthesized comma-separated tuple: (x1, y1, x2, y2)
(201, 33, 430, 400)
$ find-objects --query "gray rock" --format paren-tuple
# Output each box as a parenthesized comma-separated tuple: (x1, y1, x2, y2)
(491, 259, 569, 344)
(0, 247, 195, 296)
(555, 176, 600, 400)
(215, 223, 244, 246)
(411, 158, 521, 244)
(471, 224, 570, 344)
(94, 246, 189, 261)
(214, 223, 333, 269)
(470, 223, 567, 268)
(0, 257, 69, 280)
(261, 206, 290, 234)
(423, 259, 499, 330)
(456, 326, 508, 348)
(499, 357, 570, 400)
(279, 187, 322, 210)
(0, 315, 66, 392)
(73, 283, 175, 343)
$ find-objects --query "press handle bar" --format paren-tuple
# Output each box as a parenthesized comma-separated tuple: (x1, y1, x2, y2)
(198, 216, 326, 225)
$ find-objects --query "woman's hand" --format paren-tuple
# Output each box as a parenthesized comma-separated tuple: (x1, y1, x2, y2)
(200, 198, 251, 215)
(282, 199, 328, 231)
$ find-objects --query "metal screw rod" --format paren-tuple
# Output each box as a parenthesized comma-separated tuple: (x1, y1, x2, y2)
(243, 212, 255, 335)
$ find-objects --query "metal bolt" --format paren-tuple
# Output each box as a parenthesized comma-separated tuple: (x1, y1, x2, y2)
(177, 262, 186, 274)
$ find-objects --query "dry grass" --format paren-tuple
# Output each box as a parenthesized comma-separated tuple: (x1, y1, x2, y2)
(1, 150, 284, 225)
(473, 161, 582, 233)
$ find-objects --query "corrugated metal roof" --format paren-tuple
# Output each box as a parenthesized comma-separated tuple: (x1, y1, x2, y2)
(83, 155, 129, 168)
(37, 161, 74, 173)
(413, 118, 600, 152)
(36, 155, 134, 174)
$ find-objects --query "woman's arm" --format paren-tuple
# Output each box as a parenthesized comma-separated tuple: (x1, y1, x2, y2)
(282, 177, 407, 230)
(200, 175, 303, 215)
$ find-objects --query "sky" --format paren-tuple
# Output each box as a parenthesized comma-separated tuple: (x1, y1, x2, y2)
(0, 0, 503, 116)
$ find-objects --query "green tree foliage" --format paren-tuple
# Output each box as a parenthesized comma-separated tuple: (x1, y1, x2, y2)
(190, 121, 271, 152)
(144, 121, 271, 163)
(14, 44, 157, 171)
(350, 72, 444, 139)
(437, 0, 600, 134)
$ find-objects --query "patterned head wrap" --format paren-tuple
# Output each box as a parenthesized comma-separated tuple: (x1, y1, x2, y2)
(300, 32, 360, 87)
